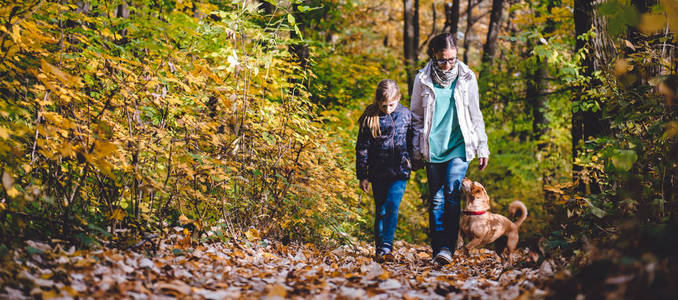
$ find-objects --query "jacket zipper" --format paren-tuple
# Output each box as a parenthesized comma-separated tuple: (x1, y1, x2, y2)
(388, 113, 396, 161)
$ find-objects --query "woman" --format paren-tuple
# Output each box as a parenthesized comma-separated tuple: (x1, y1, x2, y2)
(410, 32, 490, 265)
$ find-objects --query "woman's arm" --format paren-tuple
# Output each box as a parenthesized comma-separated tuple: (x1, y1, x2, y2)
(468, 73, 490, 158)
(410, 77, 425, 162)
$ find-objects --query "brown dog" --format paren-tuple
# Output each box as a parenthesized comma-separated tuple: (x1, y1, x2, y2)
(458, 178, 527, 263)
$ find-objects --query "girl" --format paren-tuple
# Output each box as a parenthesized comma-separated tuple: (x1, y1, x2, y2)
(356, 79, 413, 261)
(410, 33, 490, 265)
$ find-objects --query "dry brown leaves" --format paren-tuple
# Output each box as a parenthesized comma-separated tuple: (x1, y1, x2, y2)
(0, 235, 558, 299)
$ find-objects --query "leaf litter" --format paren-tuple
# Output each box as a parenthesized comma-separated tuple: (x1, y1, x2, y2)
(0, 233, 560, 299)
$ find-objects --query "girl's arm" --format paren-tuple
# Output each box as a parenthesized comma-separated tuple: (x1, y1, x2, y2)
(355, 118, 371, 181)
(468, 73, 490, 158)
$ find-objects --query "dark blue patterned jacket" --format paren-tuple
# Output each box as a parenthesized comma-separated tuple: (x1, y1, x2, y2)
(356, 104, 413, 182)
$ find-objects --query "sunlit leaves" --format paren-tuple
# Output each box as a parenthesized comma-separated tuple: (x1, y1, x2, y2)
(0, 0, 359, 246)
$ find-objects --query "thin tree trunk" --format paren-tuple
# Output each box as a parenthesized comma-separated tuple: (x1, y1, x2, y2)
(463, 0, 472, 62)
(529, 0, 558, 143)
(443, 1, 460, 34)
(404, 0, 420, 94)
(481, 0, 504, 65)
(526, 58, 548, 142)
(116, 1, 130, 44)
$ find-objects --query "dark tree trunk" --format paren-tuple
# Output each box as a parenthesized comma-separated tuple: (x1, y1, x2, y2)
(481, 0, 504, 65)
(573, 0, 606, 193)
(404, 0, 420, 94)
(115, 1, 130, 44)
(259, 0, 275, 15)
(443, 1, 460, 34)
(526, 57, 548, 142)
(529, 0, 559, 143)
(463, 0, 472, 63)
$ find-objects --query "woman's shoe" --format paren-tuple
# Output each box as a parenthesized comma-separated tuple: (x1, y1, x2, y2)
(433, 248, 452, 265)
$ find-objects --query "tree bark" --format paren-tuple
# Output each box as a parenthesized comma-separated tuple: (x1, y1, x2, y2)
(463, 0, 472, 62)
(404, 0, 420, 94)
(529, 0, 559, 143)
(526, 57, 548, 142)
(573, 0, 606, 193)
(481, 0, 504, 65)
(443, 1, 460, 34)
(115, 1, 130, 44)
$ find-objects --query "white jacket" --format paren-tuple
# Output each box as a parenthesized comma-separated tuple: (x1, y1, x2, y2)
(410, 61, 490, 162)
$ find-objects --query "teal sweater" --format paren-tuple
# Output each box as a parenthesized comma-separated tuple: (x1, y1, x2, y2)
(429, 80, 466, 163)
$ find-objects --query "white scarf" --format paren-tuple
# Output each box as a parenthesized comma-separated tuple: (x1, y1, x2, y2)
(430, 60, 459, 88)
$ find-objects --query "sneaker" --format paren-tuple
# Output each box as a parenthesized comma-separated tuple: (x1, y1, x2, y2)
(434, 248, 453, 265)
(381, 247, 394, 262)
(375, 248, 385, 262)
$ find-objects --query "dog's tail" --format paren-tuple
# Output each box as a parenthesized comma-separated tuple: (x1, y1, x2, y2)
(509, 201, 528, 227)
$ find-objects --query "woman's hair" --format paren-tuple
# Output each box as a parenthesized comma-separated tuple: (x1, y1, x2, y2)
(360, 79, 401, 138)
(427, 32, 458, 59)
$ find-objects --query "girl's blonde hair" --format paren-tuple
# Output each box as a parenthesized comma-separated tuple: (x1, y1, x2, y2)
(360, 79, 401, 138)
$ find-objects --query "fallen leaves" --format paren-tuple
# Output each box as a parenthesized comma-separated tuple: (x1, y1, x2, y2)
(0, 236, 560, 299)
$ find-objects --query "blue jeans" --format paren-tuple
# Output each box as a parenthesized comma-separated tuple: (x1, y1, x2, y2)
(426, 157, 469, 255)
(372, 179, 407, 251)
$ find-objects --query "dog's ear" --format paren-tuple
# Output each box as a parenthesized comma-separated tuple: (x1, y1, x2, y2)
(471, 181, 485, 194)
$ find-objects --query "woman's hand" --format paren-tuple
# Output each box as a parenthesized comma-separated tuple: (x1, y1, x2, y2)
(360, 179, 370, 193)
(478, 157, 489, 171)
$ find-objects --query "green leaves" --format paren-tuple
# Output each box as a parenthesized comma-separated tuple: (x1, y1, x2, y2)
(287, 13, 302, 38)
(608, 149, 638, 172)
(597, 0, 640, 36)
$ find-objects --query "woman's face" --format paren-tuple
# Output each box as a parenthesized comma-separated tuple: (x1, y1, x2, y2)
(434, 48, 458, 71)
(379, 97, 399, 114)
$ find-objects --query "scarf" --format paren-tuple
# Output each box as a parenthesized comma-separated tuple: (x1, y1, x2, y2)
(430, 60, 459, 88)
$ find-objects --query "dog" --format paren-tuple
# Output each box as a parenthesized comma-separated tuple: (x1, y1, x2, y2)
(458, 178, 527, 264)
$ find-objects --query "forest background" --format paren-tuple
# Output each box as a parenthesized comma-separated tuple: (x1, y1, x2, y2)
(1, 0, 677, 293)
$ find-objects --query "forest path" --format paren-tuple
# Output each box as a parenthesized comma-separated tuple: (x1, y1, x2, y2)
(1, 235, 559, 299)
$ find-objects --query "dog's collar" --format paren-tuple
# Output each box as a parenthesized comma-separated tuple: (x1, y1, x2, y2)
(463, 210, 487, 215)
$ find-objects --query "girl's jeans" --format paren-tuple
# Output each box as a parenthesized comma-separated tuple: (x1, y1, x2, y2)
(426, 157, 469, 255)
(372, 179, 407, 251)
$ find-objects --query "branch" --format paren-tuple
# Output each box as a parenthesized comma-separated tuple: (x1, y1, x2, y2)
(419, 1, 439, 52)
(460, 0, 485, 18)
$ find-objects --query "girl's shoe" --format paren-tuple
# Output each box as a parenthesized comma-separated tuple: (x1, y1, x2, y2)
(380, 247, 394, 262)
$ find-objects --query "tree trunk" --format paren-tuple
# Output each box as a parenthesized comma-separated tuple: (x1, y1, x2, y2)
(463, 0, 472, 62)
(443, 1, 460, 34)
(404, 0, 420, 94)
(529, 0, 558, 143)
(573, 0, 606, 193)
(116, 1, 130, 44)
(481, 0, 504, 65)
(259, 0, 275, 15)
(526, 57, 548, 142)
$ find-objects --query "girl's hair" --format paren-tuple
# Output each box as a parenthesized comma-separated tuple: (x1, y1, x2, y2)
(360, 79, 401, 138)
(427, 32, 458, 59)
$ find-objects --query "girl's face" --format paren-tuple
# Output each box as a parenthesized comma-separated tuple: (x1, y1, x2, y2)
(379, 97, 399, 114)
(434, 48, 458, 71)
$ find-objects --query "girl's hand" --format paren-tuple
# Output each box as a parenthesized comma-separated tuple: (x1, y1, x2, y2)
(360, 179, 370, 193)
(412, 159, 425, 171)
(478, 157, 489, 171)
